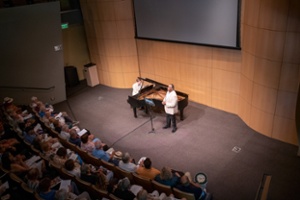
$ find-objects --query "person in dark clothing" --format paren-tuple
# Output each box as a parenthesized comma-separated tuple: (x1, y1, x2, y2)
(175, 174, 206, 200)
(112, 177, 135, 200)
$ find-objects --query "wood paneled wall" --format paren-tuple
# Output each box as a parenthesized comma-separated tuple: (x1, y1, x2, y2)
(80, 0, 139, 88)
(80, 0, 300, 146)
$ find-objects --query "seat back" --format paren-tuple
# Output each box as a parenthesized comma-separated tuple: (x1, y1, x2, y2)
(151, 180, 172, 196)
(21, 182, 36, 200)
(60, 168, 75, 180)
(74, 176, 92, 193)
(109, 194, 123, 200)
(90, 185, 110, 199)
(132, 173, 153, 193)
(101, 159, 116, 172)
(172, 187, 196, 200)
(85, 154, 103, 167)
(114, 166, 133, 182)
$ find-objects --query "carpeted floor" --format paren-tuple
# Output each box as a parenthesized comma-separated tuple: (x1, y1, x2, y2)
(54, 82, 300, 200)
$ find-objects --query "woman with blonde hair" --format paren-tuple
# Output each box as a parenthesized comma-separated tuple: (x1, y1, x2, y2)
(154, 167, 180, 187)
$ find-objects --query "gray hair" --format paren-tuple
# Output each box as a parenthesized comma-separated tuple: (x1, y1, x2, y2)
(122, 152, 131, 163)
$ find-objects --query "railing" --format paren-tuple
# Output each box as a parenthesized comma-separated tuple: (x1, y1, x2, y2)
(0, 85, 55, 91)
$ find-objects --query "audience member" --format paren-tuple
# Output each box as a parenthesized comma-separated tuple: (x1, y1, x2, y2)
(112, 177, 136, 200)
(175, 173, 207, 200)
(118, 152, 137, 172)
(24, 129, 38, 144)
(136, 158, 160, 180)
(80, 133, 100, 154)
(60, 125, 71, 140)
(52, 147, 68, 167)
(55, 188, 91, 200)
(92, 140, 117, 164)
(69, 129, 81, 147)
(154, 167, 180, 187)
(80, 164, 112, 190)
(26, 167, 40, 191)
(1, 151, 30, 175)
(38, 177, 56, 200)
(64, 159, 81, 178)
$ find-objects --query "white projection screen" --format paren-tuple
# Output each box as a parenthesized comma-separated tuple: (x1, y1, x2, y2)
(133, 0, 241, 49)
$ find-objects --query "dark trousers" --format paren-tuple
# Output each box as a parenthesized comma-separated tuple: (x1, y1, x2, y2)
(166, 113, 177, 129)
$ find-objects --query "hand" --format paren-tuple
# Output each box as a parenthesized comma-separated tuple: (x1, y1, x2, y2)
(162, 101, 166, 105)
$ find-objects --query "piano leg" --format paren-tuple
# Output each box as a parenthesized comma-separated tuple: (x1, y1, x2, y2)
(133, 107, 137, 118)
(180, 109, 184, 120)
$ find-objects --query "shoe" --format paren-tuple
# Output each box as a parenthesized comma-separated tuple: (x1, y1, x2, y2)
(172, 128, 177, 133)
(163, 126, 170, 129)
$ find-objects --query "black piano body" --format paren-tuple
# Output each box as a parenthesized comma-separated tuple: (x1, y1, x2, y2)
(127, 78, 189, 120)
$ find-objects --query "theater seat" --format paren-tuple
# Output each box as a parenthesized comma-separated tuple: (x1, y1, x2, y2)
(151, 180, 172, 196)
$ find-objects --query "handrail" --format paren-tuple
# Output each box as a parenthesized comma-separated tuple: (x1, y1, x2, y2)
(0, 85, 55, 91)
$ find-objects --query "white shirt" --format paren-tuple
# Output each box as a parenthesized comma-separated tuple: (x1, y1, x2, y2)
(132, 81, 142, 95)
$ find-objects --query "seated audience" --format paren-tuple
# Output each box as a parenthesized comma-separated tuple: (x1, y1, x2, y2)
(24, 129, 38, 144)
(52, 147, 68, 167)
(26, 167, 40, 191)
(154, 167, 180, 187)
(40, 141, 56, 160)
(69, 129, 81, 147)
(135, 189, 184, 200)
(38, 177, 56, 200)
(118, 152, 137, 172)
(112, 177, 136, 200)
(55, 188, 91, 200)
(136, 158, 160, 180)
(80, 133, 101, 154)
(64, 159, 81, 178)
(80, 164, 113, 190)
(60, 124, 71, 140)
(175, 173, 207, 200)
(92, 140, 115, 162)
(1, 150, 30, 175)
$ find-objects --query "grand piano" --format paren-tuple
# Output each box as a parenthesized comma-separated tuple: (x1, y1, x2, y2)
(127, 77, 189, 120)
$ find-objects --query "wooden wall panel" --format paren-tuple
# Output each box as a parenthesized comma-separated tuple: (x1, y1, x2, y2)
(116, 20, 135, 39)
(97, 1, 115, 21)
(241, 52, 255, 80)
(242, 25, 258, 55)
(250, 106, 274, 137)
(212, 49, 242, 73)
(287, 0, 300, 32)
(251, 83, 277, 114)
(253, 57, 281, 89)
(258, 0, 289, 31)
(243, 0, 260, 26)
(283, 32, 300, 64)
(272, 116, 298, 145)
(138, 56, 154, 75)
(212, 69, 240, 94)
(109, 72, 125, 88)
(279, 63, 300, 92)
(107, 56, 122, 72)
(123, 72, 140, 88)
(255, 28, 286, 61)
(101, 21, 118, 39)
(179, 45, 213, 67)
(240, 75, 253, 103)
(121, 56, 139, 73)
(118, 39, 137, 56)
(212, 89, 239, 114)
(239, 98, 252, 126)
(275, 90, 297, 119)
(104, 39, 120, 56)
(114, 0, 133, 20)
